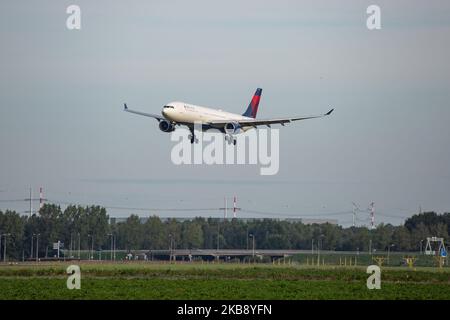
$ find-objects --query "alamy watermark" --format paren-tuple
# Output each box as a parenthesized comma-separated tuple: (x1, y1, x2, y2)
(366, 265, 381, 289)
(170, 123, 279, 176)
(65, 5, 380, 31)
(67, 265, 81, 290)
(66, 5, 81, 30)
(366, 5, 381, 30)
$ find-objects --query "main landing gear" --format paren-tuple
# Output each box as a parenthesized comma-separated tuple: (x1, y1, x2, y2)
(188, 133, 199, 144)
(188, 130, 199, 144)
(225, 134, 237, 146)
(188, 130, 236, 145)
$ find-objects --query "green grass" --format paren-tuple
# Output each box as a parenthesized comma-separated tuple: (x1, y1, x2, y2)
(0, 262, 449, 300)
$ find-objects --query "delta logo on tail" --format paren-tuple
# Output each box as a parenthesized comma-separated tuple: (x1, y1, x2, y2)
(242, 88, 262, 119)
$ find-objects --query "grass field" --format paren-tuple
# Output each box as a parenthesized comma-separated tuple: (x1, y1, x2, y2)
(0, 262, 449, 300)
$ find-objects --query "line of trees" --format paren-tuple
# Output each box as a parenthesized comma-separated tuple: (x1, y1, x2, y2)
(0, 205, 449, 260)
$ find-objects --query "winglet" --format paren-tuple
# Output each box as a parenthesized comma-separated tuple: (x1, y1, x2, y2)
(124, 103, 128, 110)
(325, 108, 334, 116)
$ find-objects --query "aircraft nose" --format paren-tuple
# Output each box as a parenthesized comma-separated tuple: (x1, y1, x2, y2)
(162, 105, 175, 118)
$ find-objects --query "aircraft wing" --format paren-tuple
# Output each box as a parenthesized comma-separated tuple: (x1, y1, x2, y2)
(208, 108, 334, 127)
(123, 103, 165, 121)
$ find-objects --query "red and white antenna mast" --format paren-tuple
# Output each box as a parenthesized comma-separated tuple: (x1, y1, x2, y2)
(25, 186, 46, 216)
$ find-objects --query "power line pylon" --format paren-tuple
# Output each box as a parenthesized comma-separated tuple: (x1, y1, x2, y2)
(369, 202, 375, 230)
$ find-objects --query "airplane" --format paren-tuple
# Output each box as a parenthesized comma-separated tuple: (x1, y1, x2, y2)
(124, 88, 333, 145)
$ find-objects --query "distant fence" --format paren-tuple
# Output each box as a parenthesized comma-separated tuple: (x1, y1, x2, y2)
(10, 249, 449, 267)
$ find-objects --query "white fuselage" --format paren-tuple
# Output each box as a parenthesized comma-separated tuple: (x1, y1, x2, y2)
(161, 101, 254, 131)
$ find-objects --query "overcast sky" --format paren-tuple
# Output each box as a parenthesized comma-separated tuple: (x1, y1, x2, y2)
(1, 0, 450, 226)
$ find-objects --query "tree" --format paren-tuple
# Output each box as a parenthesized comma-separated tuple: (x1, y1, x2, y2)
(181, 220, 203, 249)
(2, 205, 450, 260)
(373, 223, 395, 251)
(429, 223, 448, 242)
(410, 222, 430, 251)
(392, 226, 411, 251)
(38, 204, 63, 257)
(85, 206, 109, 250)
(117, 215, 142, 251)
(142, 216, 165, 249)
(405, 212, 441, 231)
(0, 210, 25, 260)
(166, 218, 181, 250)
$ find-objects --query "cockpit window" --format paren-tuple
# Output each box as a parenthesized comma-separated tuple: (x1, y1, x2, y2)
(163, 105, 175, 109)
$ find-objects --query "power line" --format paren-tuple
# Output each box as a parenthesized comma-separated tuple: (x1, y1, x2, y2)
(240, 209, 353, 217)
(377, 212, 408, 219)
(47, 199, 219, 212)
(1, 192, 412, 224)
(4, 197, 403, 219)
(21, 198, 358, 218)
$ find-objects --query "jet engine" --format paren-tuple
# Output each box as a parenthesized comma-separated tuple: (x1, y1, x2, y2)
(224, 122, 241, 134)
(159, 120, 175, 132)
